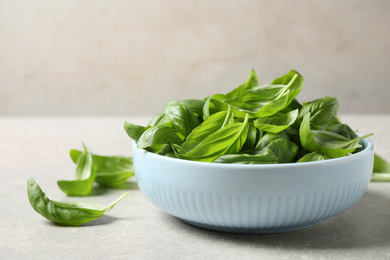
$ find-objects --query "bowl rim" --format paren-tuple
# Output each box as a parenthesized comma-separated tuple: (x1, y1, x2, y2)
(132, 135, 373, 170)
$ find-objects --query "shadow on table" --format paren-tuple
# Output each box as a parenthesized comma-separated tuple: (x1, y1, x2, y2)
(86, 181, 139, 196)
(47, 215, 120, 227)
(161, 189, 390, 250)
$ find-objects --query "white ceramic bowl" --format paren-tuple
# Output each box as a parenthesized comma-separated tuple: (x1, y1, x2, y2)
(132, 137, 374, 234)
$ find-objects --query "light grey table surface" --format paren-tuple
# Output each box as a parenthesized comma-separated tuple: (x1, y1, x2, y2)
(1, 115, 390, 260)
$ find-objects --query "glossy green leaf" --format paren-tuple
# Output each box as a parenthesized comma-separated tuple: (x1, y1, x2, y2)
(202, 97, 211, 120)
(70, 150, 134, 187)
(58, 144, 96, 196)
(202, 68, 260, 119)
(148, 111, 172, 127)
(241, 122, 258, 151)
(373, 153, 390, 173)
(181, 108, 234, 152)
(371, 173, 390, 182)
(28, 178, 129, 226)
(300, 113, 373, 158)
(137, 125, 183, 151)
(174, 114, 250, 162)
(213, 150, 277, 164)
(284, 98, 302, 112)
(164, 102, 199, 138)
(208, 97, 247, 118)
(298, 97, 339, 128)
(224, 70, 303, 117)
(207, 70, 304, 118)
(255, 132, 289, 149)
(124, 122, 149, 142)
(254, 109, 298, 134)
(265, 138, 299, 163)
(178, 99, 205, 118)
(225, 68, 259, 99)
(325, 122, 358, 139)
(297, 152, 332, 163)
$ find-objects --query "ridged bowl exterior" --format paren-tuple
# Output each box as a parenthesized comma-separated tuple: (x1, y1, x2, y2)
(133, 138, 374, 233)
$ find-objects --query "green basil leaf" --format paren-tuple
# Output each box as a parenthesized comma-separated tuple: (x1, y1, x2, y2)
(371, 173, 390, 182)
(164, 102, 199, 138)
(373, 153, 390, 173)
(213, 151, 277, 164)
(148, 111, 172, 127)
(254, 109, 298, 134)
(209, 97, 248, 118)
(298, 97, 339, 128)
(175, 114, 250, 162)
(225, 68, 259, 99)
(241, 122, 258, 151)
(28, 178, 129, 226)
(255, 132, 289, 149)
(164, 152, 177, 158)
(212, 70, 303, 118)
(70, 150, 134, 187)
(202, 97, 213, 121)
(324, 122, 358, 139)
(58, 144, 96, 196)
(283, 98, 302, 112)
(300, 113, 373, 158)
(297, 152, 332, 163)
(137, 125, 183, 151)
(124, 122, 149, 142)
(265, 138, 299, 163)
(181, 108, 234, 152)
(178, 99, 205, 118)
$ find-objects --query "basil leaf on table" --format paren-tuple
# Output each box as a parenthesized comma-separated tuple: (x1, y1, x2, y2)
(164, 102, 199, 138)
(173, 114, 250, 162)
(70, 150, 134, 187)
(28, 178, 129, 226)
(254, 109, 298, 134)
(137, 125, 183, 151)
(371, 153, 390, 182)
(57, 144, 96, 196)
(373, 153, 390, 173)
(297, 152, 332, 163)
(300, 113, 373, 158)
(124, 122, 149, 142)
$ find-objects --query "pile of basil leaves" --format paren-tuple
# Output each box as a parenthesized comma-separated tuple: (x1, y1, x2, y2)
(125, 69, 377, 166)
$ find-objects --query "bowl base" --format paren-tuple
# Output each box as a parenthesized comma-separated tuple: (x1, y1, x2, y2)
(180, 219, 322, 234)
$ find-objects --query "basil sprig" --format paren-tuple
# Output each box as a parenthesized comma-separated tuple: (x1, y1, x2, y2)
(69, 150, 134, 188)
(28, 178, 129, 226)
(57, 144, 96, 196)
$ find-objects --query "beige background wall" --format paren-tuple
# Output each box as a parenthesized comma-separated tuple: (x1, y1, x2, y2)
(1, 0, 389, 116)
